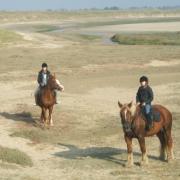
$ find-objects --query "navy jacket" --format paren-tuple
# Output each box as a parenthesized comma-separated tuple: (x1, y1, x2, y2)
(136, 85, 154, 104)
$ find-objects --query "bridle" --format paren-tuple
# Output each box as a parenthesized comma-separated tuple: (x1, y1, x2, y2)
(121, 106, 139, 137)
(47, 76, 59, 91)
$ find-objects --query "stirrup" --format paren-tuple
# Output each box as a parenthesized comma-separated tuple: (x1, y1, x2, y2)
(146, 123, 153, 131)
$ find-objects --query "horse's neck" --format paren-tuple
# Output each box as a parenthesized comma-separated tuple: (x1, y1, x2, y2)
(41, 86, 55, 104)
(131, 106, 144, 130)
(132, 106, 141, 120)
(137, 106, 141, 113)
(42, 85, 54, 95)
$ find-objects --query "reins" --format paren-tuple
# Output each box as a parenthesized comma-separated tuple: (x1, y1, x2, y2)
(127, 106, 141, 137)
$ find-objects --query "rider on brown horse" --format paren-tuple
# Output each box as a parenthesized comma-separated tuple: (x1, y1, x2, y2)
(35, 63, 58, 105)
(136, 76, 154, 131)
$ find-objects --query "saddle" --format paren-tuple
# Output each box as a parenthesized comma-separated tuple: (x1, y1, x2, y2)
(141, 108, 161, 122)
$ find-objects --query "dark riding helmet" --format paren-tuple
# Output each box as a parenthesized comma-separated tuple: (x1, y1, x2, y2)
(139, 76, 148, 83)
(42, 63, 48, 68)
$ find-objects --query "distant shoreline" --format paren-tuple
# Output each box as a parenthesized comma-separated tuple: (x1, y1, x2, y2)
(1, 6, 180, 12)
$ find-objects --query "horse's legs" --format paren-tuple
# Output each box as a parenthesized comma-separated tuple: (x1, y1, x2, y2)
(124, 135, 134, 167)
(42, 107, 47, 124)
(138, 137, 149, 166)
(156, 131, 166, 160)
(48, 106, 54, 126)
(164, 127, 174, 162)
(40, 108, 44, 123)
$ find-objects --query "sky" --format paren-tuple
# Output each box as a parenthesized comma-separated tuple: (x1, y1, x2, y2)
(0, 0, 180, 10)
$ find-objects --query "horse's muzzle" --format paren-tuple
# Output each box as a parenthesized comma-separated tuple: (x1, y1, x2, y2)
(123, 121, 132, 133)
(57, 85, 64, 92)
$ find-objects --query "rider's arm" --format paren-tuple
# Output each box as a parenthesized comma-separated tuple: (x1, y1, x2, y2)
(147, 87, 154, 104)
(37, 72, 45, 87)
(37, 72, 41, 84)
(136, 88, 140, 104)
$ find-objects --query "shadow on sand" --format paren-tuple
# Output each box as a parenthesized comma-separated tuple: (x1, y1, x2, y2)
(0, 111, 39, 126)
(54, 143, 161, 167)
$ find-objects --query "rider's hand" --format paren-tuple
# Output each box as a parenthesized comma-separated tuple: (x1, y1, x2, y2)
(40, 83, 44, 87)
(142, 102, 146, 106)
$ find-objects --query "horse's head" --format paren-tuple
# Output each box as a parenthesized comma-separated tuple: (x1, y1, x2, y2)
(118, 101, 136, 133)
(48, 74, 64, 91)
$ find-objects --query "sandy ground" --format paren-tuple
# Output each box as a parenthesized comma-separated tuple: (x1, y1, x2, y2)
(82, 22, 180, 33)
(0, 15, 180, 180)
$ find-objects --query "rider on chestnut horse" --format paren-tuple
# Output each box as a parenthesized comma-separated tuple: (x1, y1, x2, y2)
(35, 63, 58, 105)
(136, 76, 154, 131)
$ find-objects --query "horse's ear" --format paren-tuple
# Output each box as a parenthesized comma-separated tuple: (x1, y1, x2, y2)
(118, 101, 123, 109)
(128, 101, 133, 108)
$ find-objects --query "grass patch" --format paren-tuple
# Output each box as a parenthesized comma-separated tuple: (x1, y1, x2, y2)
(77, 34, 101, 41)
(33, 25, 60, 33)
(0, 29, 23, 44)
(50, 32, 101, 43)
(0, 146, 33, 167)
(111, 32, 180, 45)
(11, 128, 52, 144)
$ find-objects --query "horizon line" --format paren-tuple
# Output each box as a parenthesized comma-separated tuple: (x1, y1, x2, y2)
(0, 5, 180, 11)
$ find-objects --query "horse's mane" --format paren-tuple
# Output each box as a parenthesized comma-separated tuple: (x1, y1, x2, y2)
(47, 74, 55, 83)
(130, 103, 137, 116)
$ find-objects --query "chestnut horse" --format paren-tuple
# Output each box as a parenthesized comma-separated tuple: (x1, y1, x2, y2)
(118, 101, 174, 167)
(36, 74, 64, 126)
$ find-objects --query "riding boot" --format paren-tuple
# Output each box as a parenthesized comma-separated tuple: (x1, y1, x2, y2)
(34, 92, 38, 106)
(34, 86, 41, 106)
(35, 96, 38, 106)
(146, 113, 153, 131)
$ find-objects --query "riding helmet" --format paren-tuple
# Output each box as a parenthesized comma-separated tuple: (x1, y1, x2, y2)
(139, 76, 148, 82)
(42, 63, 48, 68)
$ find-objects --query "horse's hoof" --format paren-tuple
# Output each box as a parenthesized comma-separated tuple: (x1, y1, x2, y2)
(50, 123, 54, 127)
(125, 162, 134, 168)
(167, 158, 174, 164)
(140, 160, 149, 167)
(41, 124, 46, 129)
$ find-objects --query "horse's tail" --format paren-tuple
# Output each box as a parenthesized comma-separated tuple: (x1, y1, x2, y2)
(163, 127, 168, 155)
(163, 124, 174, 160)
(158, 128, 167, 160)
(161, 116, 174, 160)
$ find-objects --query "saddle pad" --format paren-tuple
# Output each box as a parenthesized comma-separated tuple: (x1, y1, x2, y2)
(142, 108, 161, 122)
(152, 111, 161, 122)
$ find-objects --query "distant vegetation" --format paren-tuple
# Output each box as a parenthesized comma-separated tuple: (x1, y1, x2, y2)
(111, 32, 180, 45)
(0, 146, 33, 167)
(43, 6, 180, 11)
(1, 8, 180, 23)
(103, 6, 180, 11)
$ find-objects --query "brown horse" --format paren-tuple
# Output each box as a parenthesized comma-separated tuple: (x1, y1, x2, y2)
(118, 101, 174, 167)
(36, 74, 64, 126)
